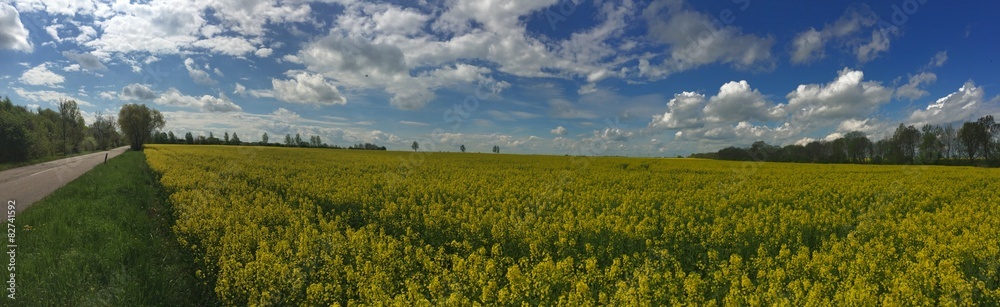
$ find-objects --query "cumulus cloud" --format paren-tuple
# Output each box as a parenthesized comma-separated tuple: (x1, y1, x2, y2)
(19, 63, 65, 87)
(703, 80, 786, 123)
(640, 0, 775, 78)
(255, 47, 273, 57)
(650, 91, 706, 129)
(651, 80, 785, 131)
(550, 125, 567, 135)
(895, 72, 937, 100)
(790, 4, 895, 64)
(154, 88, 242, 112)
(62, 51, 107, 70)
(121, 83, 158, 101)
(907, 81, 986, 126)
(786, 68, 892, 124)
(0, 3, 32, 52)
(272, 72, 347, 106)
(184, 58, 216, 85)
(192, 36, 256, 56)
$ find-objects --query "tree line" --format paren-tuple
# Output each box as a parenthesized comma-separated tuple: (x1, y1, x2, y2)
(693, 116, 1000, 166)
(1, 96, 173, 164)
(147, 130, 388, 151)
(0, 96, 122, 163)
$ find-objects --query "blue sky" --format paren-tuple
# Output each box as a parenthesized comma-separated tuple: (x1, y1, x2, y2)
(1, 0, 998, 156)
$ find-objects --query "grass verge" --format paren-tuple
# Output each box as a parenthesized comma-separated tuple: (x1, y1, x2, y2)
(5, 151, 216, 306)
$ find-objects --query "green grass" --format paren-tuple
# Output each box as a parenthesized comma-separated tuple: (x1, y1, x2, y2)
(7, 151, 216, 306)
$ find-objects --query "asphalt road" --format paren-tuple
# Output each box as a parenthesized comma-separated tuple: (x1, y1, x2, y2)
(1, 146, 129, 213)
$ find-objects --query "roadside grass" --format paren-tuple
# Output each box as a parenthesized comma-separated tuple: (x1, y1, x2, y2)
(7, 151, 216, 306)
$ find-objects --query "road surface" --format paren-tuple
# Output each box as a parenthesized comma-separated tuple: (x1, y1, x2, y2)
(1, 147, 129, 213)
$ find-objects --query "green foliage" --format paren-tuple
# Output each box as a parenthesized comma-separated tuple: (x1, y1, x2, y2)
(118, 103, 165, 151)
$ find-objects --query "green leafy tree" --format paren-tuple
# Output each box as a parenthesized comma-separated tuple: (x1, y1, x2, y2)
(262, 132, 269, 145)
(412, 141, 419, 152)
(231, 132, 241, 145)
(118, 104, 165, 151)
(460, 144, 466, 153)
(58, 99, 86, 154)
(0, 98, 34, 162)
(185, 132, 194, 144)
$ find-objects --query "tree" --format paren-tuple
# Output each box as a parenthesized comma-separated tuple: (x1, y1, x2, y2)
(412, 141, 419, 152)
(58, 99, 86, 153)
(285, 134, 293, 146)
(493, 145, 500, 154)
(118, 104, 165, 151)
(958, 121, 983, 163)
(224, 132, 230, 144)
(231, 132, 241, 145)
(262, 132, 269, 145)
(460, 144, 466, 153)
(892, 124, 921, 164)
(90, 112, 118, 150)
(844, 131, 871, 163)
(207, 132, 220, 145)
(941, 124, 956, 159)
(919, 124, 943, 163)
(0, 98, 34, 162)
(167, 131, 176, 144)
(295, 133, 303, 147)
(977, 115, 998, 163)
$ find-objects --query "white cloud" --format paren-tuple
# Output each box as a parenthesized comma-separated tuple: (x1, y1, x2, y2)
(75, 25, 97, 43)
(154, 88, 242, 112)
(703, 80, 785, 123)
(895, 72, 937, 100)
(549, 98, 597, 119)
(550, 125, 567, 135)
(281, 54, 302, 64)
(121, 83, 158, 101)
(19, 63, 65, 87)
(63, 51, 107, 70)
(98, 91, 116, 100)
(184, 58, 216, 85)
(272, 72, 347, 106)
(790, 4, 894, 64)
(13, 87, 93, 107)
(255, 47, 273, 57)
(641, 0, 775, 78)
(64, 64, 81, 72)
(192, 36, 256, 56)
(786, 68, 892, 124)
(0, 3, 32, 52)
(907, 81, 986, 126)
(927, 51, 948, 68)
(650, 91, 706, 129)
(233, 83, 247, 96)
(399, 120, 430, 126)
(270, 107, 300, 122)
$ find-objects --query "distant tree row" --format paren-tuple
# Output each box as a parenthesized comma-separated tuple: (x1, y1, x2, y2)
(148, 131, 394, 151)
(695, 116, 1000, 166)
(0, 96, 125, 163)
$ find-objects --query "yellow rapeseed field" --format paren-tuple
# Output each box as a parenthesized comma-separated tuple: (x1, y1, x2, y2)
(145, 144, 1000, 306)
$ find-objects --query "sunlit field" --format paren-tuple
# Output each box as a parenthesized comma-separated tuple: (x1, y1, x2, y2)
(145, 144, 1000, 305)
